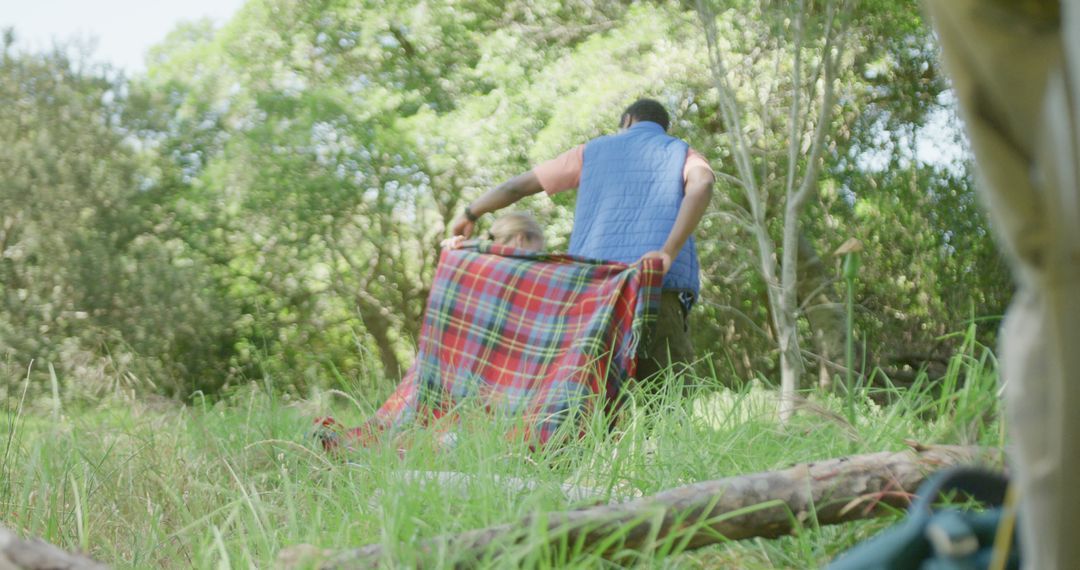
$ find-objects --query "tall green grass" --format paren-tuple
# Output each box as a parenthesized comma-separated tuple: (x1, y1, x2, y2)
(0, 329, 1004, 568)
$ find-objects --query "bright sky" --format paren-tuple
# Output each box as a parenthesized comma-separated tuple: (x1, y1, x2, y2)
(1, 0, 247, 73)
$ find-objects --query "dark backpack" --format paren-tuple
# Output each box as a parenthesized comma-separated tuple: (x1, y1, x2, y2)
(827, 467, 1020, 570)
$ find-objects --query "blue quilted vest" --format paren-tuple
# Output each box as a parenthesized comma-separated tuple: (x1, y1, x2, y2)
(569, 121, 700, 296)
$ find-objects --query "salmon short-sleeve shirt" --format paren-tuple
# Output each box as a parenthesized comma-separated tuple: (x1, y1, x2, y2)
(533, 144, 713, 195)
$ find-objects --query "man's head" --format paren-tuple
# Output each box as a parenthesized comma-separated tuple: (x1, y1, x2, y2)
(619, 98, 670, 131)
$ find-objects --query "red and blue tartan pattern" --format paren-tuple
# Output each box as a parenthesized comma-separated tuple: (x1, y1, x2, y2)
(337, 241, 662, 448)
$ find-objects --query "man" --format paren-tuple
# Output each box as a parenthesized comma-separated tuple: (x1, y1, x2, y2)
(449, 98, 715, 389)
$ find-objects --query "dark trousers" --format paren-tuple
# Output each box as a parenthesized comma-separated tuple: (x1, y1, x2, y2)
(634, 291, 695, 394)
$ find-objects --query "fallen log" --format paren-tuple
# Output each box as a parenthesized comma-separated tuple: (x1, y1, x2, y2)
(0, 526, 111, 570)
(310, 444, 1000, 568)
(350, 467, 617, 506)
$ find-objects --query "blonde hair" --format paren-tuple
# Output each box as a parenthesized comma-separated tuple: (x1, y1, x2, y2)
(487, 212, 545, 252)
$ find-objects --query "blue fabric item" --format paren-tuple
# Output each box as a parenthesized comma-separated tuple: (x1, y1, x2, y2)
(827, 467, 1020, 570)
(570, 121, 700, 296)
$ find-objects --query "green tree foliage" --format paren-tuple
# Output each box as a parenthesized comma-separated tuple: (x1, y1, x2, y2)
(687, 0, 1010, 388)
(0, 0, 1012, 399)
(0, 36, 236, 399)
(129, 0, 637, 391)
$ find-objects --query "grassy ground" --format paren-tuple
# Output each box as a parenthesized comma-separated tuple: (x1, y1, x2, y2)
(0, 334, 1004, 569)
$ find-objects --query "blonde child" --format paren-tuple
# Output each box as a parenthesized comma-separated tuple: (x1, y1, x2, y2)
(485, 212, 545, 251)
(442, 211, 545, 252)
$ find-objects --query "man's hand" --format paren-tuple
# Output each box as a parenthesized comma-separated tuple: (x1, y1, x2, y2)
(449, 213, 475, 238)
(652, 166, 713, 276)
(440, 235, 466, 250)
(638, 250, 673, 274)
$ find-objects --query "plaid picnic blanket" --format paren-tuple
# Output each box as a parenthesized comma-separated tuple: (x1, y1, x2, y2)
(324, 241, 662, 449)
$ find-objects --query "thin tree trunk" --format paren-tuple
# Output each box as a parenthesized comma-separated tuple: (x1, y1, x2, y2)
(778, 0, 849, 422)
(697, 0, 851, 422)
(357, 301, 403, 383)
(305, 445, 997, 569)
(776, 0, 811, 423)
(778, 342, 802, 419)
(797, 233, 846, 390)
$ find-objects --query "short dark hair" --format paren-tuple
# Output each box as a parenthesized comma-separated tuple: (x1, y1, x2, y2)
(620, 98, 670, 131)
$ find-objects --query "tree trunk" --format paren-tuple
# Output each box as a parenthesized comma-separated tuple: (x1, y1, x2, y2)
(305, 445, 997, 569)
(357, 301, 403, 383)
(778, 345, 801, 422)
(796, 233, 846, 390)
(697, 0, 851, 423)
(361, 470, 609, 506)
(0, 526, 111, 570)
(776, 304, 804, 423)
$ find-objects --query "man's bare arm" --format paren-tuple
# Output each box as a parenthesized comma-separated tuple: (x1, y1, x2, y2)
(449, 171, 545, 237)
(641, 166, 715, 273)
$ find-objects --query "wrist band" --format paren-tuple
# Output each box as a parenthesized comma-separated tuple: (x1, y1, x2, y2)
(464, 205, 480, 222)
